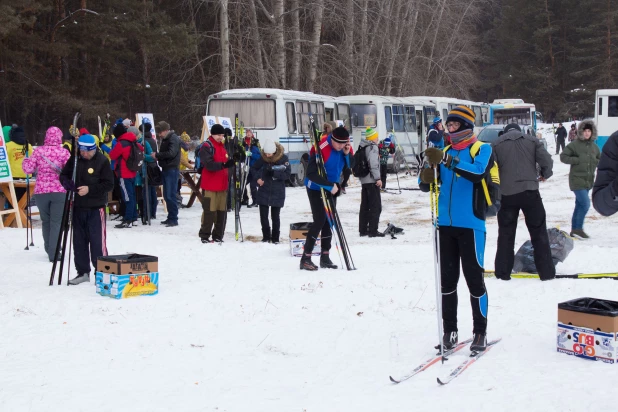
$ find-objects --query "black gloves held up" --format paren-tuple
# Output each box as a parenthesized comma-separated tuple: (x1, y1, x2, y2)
(223, 159, 235, 168)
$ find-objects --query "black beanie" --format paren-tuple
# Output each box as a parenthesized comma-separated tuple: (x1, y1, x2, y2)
(10, 126, 26, 145)
(210, 124, 225, 135)
(113, 123, 126, 139)
(503, 123, 521, 134)
(224, 128, 233, 137)
(139, 123, 152, 133)
(331, 126, 350, 143)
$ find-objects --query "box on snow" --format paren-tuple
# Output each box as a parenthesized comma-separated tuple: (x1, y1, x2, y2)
(556, 297, 618, 364)
(95, 254, 159, 299)
(289, 222, 320, 257)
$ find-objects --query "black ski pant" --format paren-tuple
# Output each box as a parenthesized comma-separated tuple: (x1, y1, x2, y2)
(303, 188, 334, 255)
(341, 167, 351, 188)
(380, 164, 388, 188)
(259, 205, 281, 239)
(495, 190, 555, 280)
(359, 183, 382, 235)
(439, 226, 488, 335)
(113, 175, 125, 216)
(243, 170, 258, 203)
(72, 207, 108, 276)
(555, 138, 565, 154)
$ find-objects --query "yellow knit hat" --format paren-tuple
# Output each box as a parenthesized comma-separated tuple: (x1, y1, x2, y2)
(365, 127, 378, 141)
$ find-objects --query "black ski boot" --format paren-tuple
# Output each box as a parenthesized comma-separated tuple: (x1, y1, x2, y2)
(434, 331, 458, 351)
(470, 333, 487, 352)
(320, 253, 338, 269)
(115, 220, 133, 229)
(261, 228, 271, 243)
(300, 255, 318, 271)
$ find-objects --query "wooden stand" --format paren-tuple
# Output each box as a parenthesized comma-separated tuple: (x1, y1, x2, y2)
(0, 181, 24, 229)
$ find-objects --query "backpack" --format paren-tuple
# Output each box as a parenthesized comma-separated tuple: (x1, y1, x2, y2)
(120, 140, 144, 172)
(352, 145, 370, 178)
(443, 141, 501, 217)
(194, 140, 214, 174)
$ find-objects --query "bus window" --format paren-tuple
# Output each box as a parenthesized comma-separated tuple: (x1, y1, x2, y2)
(336, 104, 351, 129)
(443, 109, 448, 120)
(416, 110, 423, 136)
(404, 106, 416, 131)
(311, 102, 326, 127)
(609, 97, 618, 117)
(425, 107, 436, 127)
(208, 99, 276, 129)
(296, 101, 310, 133)
(286, 102, 297, 134)
(325, 108, 334, 122)
(351, 104, 377, 128)
(392, 105, 405, 132)
(473, 106, 483, 126)
(385, 106, 393, 132)
(599, 98, 603, 116)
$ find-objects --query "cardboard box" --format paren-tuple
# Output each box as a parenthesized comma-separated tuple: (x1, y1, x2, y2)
(96, 254, 158, 275)
(556, 297, 618, 364)
(95, 254, 159, 299)
(289, 222, 320, 257)
(96, 272, 159, 299)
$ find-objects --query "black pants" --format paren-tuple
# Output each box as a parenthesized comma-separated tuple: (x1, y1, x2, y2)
(113, 175, 125, 216)
(380, 164, 388, 188)
(439, 226, 488, 335)
(259, 205, 281, 236)
(72, 207, 107, 275)
(341, 167, 351, 188)
(555, 138, 565, 154)
(136, 185, 144, 218)
(359, 183, 382, 234)
(495, 190, 555, 280)
(242, 170, 258, 203)
(303, 188, 334, 254)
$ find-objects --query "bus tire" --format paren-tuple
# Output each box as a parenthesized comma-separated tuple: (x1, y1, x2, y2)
(292, 158, 308, 187)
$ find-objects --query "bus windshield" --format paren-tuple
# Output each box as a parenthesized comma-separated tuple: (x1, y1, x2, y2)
(492, 108, 532, 125)
(208, 99, 276, 129)
(351, 104, 377, 128)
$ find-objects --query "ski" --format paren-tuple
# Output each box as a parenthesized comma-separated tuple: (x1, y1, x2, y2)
(389, 338, 473, 384)
(436, 338, 502, 386)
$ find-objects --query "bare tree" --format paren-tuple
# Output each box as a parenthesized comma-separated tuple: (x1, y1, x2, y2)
(220, 0, 230, 90)
(306, 0, 324, 92)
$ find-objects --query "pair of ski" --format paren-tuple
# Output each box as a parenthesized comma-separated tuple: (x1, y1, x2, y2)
(389, 337, 501, 385)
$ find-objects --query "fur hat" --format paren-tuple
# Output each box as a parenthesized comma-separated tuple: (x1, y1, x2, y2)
(446, 106, 475, 131)
(263, 139, 276, 154)
(78, 134, 97, 151)
(331, 126, 350, 143)
(210, 124, 225, 135)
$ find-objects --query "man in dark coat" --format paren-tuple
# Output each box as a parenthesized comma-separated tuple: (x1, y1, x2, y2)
(152, 121, 181, 227)
(60, 134, 114, 285)
(555, 123, 567, 155)
(592, 130, 618, 216)
(492, 123, 555, 281)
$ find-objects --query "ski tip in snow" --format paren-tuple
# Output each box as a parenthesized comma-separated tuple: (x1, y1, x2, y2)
(389, 376, 400, 384)
(437, 377, 446, 385)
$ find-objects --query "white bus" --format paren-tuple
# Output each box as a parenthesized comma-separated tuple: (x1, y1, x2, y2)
(409, 96, 489, 134)
(206, 88, 351, 186)
(595, 89, 618, 150)
(339, 95, 437, 173)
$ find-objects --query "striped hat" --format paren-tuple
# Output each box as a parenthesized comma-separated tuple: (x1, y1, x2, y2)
(446, 106, 475, 130)
(365, 127, 378, 141)
(78, 134, 97, 151)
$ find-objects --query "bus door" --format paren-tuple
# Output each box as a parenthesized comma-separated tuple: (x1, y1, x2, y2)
(416, 109, 424, 149)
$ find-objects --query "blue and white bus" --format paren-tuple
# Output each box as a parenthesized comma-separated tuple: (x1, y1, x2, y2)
(595, 89, 618, 150)
(488, 99, 537, 130)
(409, 96, 489, 134)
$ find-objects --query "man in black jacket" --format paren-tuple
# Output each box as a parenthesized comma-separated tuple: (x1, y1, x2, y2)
(60, 134, 114, 285)
(152, 121, 181, 227)
(555, 123, 567, 155)
(592, 130, 618, 216)
(492, 124, 555, 281)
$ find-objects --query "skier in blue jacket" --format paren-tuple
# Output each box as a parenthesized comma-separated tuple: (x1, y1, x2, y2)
(419, 106, 493, 353)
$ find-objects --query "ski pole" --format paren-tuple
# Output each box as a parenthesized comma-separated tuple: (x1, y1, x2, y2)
(431, 165, 445, 361)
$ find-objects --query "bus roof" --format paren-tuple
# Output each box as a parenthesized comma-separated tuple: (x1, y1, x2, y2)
(407, 96, 485, 106)
(596, 89, 618, 96)
(339, 95, 435, 107)
(208, 88, 342, 102)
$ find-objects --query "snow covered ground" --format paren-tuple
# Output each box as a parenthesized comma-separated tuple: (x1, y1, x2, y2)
(1, 125, 617, 412)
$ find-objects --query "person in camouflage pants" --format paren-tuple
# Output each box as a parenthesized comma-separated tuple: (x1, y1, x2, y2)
(378, 136, 395, 188)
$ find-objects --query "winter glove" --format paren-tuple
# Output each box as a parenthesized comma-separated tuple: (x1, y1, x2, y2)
(425, 147, 452, 167)
(223, 159, 235, 168)
(420, 167, 438, 184)
(60, 175, 77, 192)
(271, 165, 286, 172)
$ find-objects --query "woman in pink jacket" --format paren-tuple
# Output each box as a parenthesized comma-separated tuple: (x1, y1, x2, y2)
(22, 127, 70, 262)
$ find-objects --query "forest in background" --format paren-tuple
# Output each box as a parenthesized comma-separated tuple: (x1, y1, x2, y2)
(1, 0, 616, 143)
